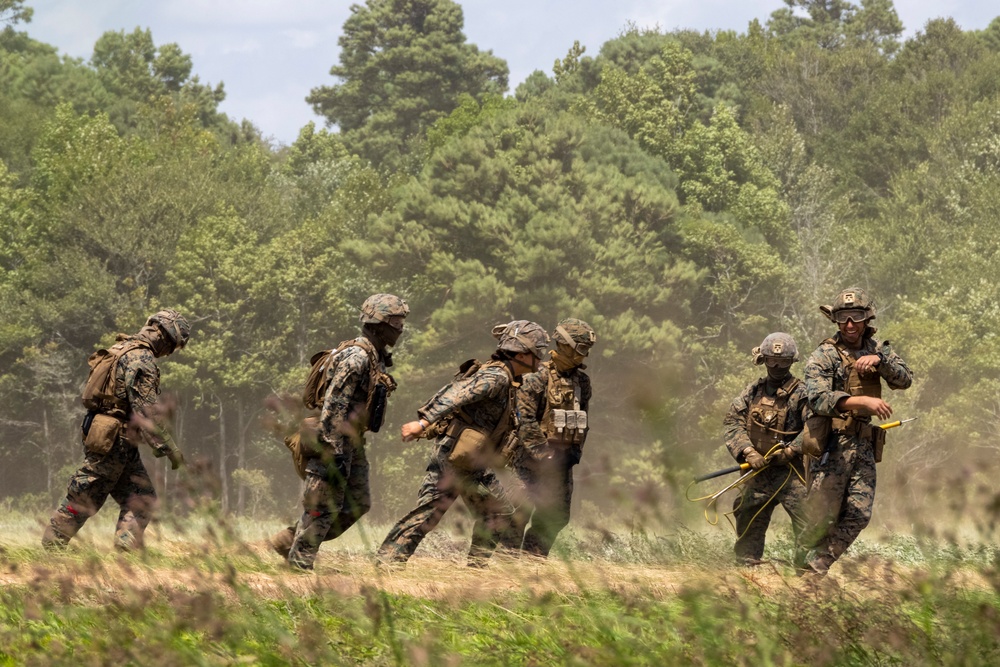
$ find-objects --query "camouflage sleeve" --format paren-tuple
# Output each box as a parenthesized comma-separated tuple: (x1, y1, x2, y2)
(804, 344, 850, 417)
(516, 370, 548, 453)
(876, 340, 913, 390)
(723, 381, 756, 461)
(419, 365, 509, 425)
(121, 348, 160, 416)
(319, 346, 368, 454)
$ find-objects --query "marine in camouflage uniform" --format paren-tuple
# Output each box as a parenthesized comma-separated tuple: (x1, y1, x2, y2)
(42, 310, 189, 551)
(501, 318, 596, 557)
(723, 332, 808, 565)
(795, 288, 912, 575)
(271, 294, 408, 571)
(376, 320, 549, 567)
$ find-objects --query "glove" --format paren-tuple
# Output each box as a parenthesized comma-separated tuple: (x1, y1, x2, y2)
(767, 446, 797, 466)
(743, 447, 767, 470)
(166, 448, 185, 471)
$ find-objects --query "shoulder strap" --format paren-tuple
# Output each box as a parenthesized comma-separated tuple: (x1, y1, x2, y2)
(776, 375, 800, 398)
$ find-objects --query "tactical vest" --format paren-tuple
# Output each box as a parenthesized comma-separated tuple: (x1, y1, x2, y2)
(540, 363, 587, 446)
(81, 338, 154, 417)
(824, 337, 881, 431)
(746, 375, 800, 455)
(302, 337, 396, 433)
(441, 359, 521, 470)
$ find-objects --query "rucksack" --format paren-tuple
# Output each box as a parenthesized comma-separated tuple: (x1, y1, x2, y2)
(301, 337, 396, 432)
(81, 337, 152, 414)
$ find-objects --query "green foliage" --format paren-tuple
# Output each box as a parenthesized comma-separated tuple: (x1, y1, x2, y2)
(308, 0, 509, 169)
(0, 0, 30, 27)
(767, 0, 903, 54)
(90, 28, 227, 131)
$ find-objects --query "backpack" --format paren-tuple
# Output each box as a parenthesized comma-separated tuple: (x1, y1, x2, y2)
(81, 337, 152, 414)
(301, 337, 397, 432)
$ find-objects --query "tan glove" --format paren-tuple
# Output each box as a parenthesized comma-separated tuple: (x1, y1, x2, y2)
(743, 447, 767, 470)
(766, 446, 797, 466)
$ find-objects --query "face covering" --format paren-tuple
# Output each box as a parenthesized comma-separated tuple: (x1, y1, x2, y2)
(137, 325, 174, 357)
(765, 364, 790, 385)
(551, 345, 586, 373)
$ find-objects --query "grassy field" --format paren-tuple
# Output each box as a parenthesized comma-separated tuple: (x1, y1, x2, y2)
(1, 508, 999, 666)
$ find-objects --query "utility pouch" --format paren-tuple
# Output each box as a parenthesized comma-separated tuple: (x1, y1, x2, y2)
(83, 413, 121, 456)
(801, 415, 832, 458)
(81, 410, 96, 438)
(367, 383, 389, 433)
(872, 426, 886, 463)
(446, 423, 495, 472)
(283, 433, 309, 481)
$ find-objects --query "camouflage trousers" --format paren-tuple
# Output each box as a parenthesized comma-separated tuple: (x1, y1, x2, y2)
(795, 433, 877, 573)
(376, 435, 516, 566)
(500, 449, 576, 557)
(43, 437, 156, 551)
(282, 444, 372, 570)
(731, 462, 807, 563)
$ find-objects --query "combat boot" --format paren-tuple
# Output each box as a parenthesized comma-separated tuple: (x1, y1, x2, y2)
(269, 526, 295, 559)
(41, 524, 71, 550)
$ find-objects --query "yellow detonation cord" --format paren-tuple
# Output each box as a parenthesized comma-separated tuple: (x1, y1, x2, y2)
(685, 442, 808, 536)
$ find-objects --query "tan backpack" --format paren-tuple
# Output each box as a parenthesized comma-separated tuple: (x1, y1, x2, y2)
(81, 338, 152, 414)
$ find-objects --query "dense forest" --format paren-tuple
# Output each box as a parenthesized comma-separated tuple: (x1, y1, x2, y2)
(2, 0, 999, 526)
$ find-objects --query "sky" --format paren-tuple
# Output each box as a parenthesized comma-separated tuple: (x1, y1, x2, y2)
(22, 0, 999, 146)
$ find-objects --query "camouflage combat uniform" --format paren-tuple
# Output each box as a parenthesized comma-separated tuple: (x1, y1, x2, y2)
(503, 360, 592, 556)
(795, 332, 911, 572)
(723, 375, 808, 563)
(281, 337, 383, 570)
(376, 362, 520, 565)
(44, 309, 189, 551)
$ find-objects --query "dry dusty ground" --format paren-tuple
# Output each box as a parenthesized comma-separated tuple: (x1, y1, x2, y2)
(1, 536, 993, 609)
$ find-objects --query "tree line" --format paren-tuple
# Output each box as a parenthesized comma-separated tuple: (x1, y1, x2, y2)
(1, 0, 999, 521)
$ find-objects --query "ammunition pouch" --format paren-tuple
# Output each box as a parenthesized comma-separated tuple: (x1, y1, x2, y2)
(83, 413, 122, 456)
(801, 415, 831, 458)
(549, 408, 588, 446)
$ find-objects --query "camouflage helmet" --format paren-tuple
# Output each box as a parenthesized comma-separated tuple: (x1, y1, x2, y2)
(752, 332, 798, 366)
(820, 287, 876, 324)
(359, 293, 409, 327)
(492, 320, 550, 360)
(552, 318, 596, 356)
(146, 309, 190, 350)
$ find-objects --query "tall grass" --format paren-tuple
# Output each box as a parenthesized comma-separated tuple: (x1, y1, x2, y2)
(2, 504, 999, 666)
